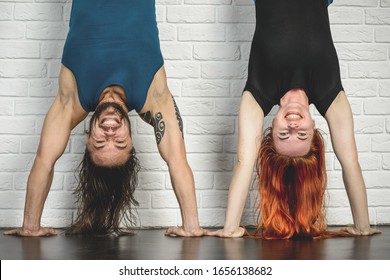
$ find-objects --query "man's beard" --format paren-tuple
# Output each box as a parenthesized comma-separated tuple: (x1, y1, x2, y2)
(88, 102, 130, 134)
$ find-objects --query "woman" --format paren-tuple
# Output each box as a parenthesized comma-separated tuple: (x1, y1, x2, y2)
(207, 0, 381, 239)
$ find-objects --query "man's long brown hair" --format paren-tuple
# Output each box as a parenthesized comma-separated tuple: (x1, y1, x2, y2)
(65, 148, 140, 235)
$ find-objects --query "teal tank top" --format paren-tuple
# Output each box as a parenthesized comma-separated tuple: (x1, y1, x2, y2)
(62, 0, 164, 112)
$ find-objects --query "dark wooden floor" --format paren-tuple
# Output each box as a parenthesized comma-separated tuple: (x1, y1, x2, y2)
(1, 226, 389, 260)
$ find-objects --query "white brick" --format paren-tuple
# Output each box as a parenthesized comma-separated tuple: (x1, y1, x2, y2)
(187, 154, 234, 171)
(185, 136, 223, 153)
(152, 191, 180, 208)
(327, 189, 350, 207)
(14, 4, 63, 21)
(0, 210, 24, 228)
(364, 99, 390, 115)
(0, 79, 28, 97)
(165, 61, 200, 78)
(382, 0, 390, 7)
(387, 117, 390, 132)
(0, 99, 13, 116)
(186, 116, 235, 134)
(0, 22, 25, 39)
(15, 98, 53, 115)
(326, 207, 353, 225)
(138, 154, 168, 171)
(138, 172, 165, 190)
(182, 80, 230, 97)
(198, 209, 226, 227)
(0, 191, 26, 209)
(178, 25, 225, 41)
(137, 209, 178, 227)
(372, 135, 390, 152)
(167, 6, 215, 23)
(375, 27, 390, 42)
(134, 191, 151, 209)
(46, 191, 75, 209)
(349, 63, 390, 78)
(193, 44, 241, 61)
(133, 135, 159, 153)
(226, 24, 255, 41)
(41, 210, 73, 228)
(0, 117, 35, 134)
(379, 81, 390, 96)
(366, 9, 390, 25)
(328, 8, 364, 24)
(0, 4, 12, 20)
(0, 42, 40, 59)
(217, 6, 255, 23)
(185, 0, 232, 4)
(336, 44, 387, 61)
(223, 136, 238, 153)
(27, 22, 68, 40)
(383, 154, 390, 170)
(0, 137, 19, 154)
(214, 172, 233, 190)
(331, 26, 373, 43)
(368, 189, 390, 206)
(0, 61, 47, 78)
(41, 42, 65, 59)
(176, 98, 214, 116)
(160, 43, 192, 60)
(54, 154, 83, 172)
(63, 173, 78, 191)
(193, 172, 214, 190)
(201, 190, 228, 208)
(201, 62, 247, 79)
(333, 0, 378, 6)
(377, 208, 390, 224)
(0, 174, 13, 191)
(365, 171, 390, 187)
(343, 80, 377, 97)
(353, 116, 384, 133)
(215, 98, 240, 115)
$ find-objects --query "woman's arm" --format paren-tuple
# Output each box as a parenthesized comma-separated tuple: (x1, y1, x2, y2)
(4, 66, 87, 237)
(325, 91, 380, 235)
(207, 91, 264, 237)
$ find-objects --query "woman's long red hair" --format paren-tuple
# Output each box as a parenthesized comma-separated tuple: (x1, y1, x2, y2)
(250, 127, 351, 239)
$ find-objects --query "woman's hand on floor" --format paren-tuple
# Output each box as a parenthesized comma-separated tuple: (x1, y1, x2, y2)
(341, 226, 381, 236)
(205, 227, 245, 238)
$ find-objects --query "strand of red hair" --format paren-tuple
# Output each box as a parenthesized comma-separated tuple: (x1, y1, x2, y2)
(247, 127, 352, 239)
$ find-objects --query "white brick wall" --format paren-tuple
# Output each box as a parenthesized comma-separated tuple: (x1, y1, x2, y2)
(0, 0, 389, 229)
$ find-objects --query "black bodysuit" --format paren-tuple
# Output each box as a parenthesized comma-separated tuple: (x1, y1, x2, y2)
(244, 0, 343, 116)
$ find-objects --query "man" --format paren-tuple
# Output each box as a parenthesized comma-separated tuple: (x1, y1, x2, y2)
(5, 0, 204, 237)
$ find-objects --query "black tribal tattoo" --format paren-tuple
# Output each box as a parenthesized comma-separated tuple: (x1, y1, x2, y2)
(172, 96, 184, 137)
(140, 111, 165, 145)
(153, 112, 165, 145)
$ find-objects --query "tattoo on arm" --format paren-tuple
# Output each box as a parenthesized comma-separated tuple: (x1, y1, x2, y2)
(172, 96, 184, 137)
(139, 111, 165, 145)
(153, 112, 165, 145)
(139, 95, 182, 145)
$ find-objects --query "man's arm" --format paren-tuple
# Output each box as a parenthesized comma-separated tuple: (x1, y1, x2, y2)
(207, 91, 264, 238)
(325, 91, 380, 236)
(4, 66, 87, 236)
(139, 67, 204, 237)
